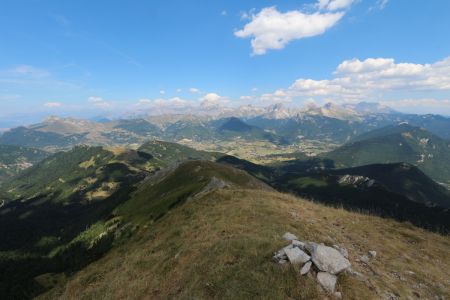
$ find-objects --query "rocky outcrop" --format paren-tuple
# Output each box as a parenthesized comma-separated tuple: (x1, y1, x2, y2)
(338, 174, 375, 188)
(273, 232, 352, 295)
(317, 272, 337, 293)
(285, 247, 310, 265)
(311, 244, 351, 275)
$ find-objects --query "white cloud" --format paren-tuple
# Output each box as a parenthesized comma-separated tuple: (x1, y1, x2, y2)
(235, 5, 345, 55)
(317, 0, 354, 11)
(240, 95, 255, 101)
(200, 93, 229, 108)
(44, 102, 63, 108)
(88, 96, 112, 109)
(259, 56, 450, 104)
(159, 90, 165, 95)
(176, 88, 182, 93)
(260, 89, 293, 104)
(189, 87, 200, 93)
(137, 97, 190, 108)
(88, 96, 104, 103)
(137, 98, 152, 105)
(153, 97, 189, 107)
(134, 97, 194, 114)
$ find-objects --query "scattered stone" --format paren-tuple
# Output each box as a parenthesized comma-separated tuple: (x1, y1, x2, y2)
(368, 250, 377, 258)
(285, 247, 311, 265)
(311, 245, 351, 275)
(300, 261, 312, 275)
(334, 291, 343, 299)
(283, 232, 298, 241)
(360, 255, 370, 264)
(346, 267, 365, 279)
(317, 272, 337, 293)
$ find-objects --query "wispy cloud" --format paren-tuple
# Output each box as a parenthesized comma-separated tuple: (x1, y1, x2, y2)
(44, 102, 63, 108)
(88, 96, 113, 109)
(0, 65, 79, 89)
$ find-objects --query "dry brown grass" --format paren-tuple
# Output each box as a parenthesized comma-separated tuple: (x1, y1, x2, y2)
(39, 189, 450, 300)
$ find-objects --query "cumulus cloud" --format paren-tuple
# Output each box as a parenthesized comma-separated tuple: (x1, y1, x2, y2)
(259, 56, 450, 104)
(200, 93, 229, 108)
(136, 97, 191, 108)
(153, 97, 189, 107)
(260, 89, 293, 104)
(134, 97, 194, 114)
(235, 4, 345, 55)
(44, 102, 63, 108)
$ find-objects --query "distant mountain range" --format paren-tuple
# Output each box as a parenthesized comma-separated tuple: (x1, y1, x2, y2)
(1, 102, 450, 152)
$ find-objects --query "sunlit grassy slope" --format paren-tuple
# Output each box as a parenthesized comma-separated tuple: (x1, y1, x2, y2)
(40, 171, 450, 299)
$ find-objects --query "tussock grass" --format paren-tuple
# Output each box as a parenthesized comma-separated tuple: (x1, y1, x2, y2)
(40, 189, 450, 299)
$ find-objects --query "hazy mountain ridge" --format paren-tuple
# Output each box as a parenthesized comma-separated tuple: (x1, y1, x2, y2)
(3, 102, 450, 152)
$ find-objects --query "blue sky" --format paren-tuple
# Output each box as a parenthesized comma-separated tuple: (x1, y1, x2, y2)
(1, 0, 450, 125)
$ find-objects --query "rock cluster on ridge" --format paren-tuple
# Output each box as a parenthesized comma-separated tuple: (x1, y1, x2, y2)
(273, 232, 352, 297)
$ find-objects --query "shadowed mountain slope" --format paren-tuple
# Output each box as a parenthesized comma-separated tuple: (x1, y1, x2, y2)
(326, 124, 450, 185)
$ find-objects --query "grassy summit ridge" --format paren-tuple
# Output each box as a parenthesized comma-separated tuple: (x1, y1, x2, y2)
(41, 188, 450, 300)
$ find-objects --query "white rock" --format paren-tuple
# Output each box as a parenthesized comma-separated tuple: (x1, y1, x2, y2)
(292, 240, 305, 249)
(311, 245, 351, 275)
(300, 261, 312, 275)
(334, 291, 343, 299)
(346, 267, 365, 279)
(304, 241, 319, 254)
(333, 245, 349, 259)
(317, 272, 337, 293)
(283, 232, 298, 241)
(285, 247, 311, 265)
(368, 250, 377, 258)
(360, 255, 370, 264)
